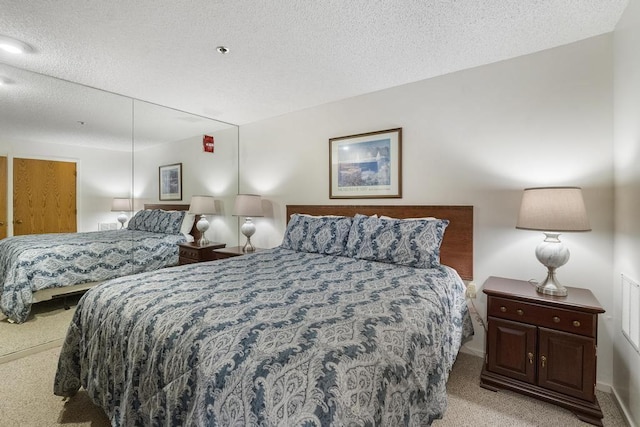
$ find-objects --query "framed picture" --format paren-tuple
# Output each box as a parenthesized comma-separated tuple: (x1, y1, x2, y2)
(159, 163, 182, 201)
(329, 128, 402, 199)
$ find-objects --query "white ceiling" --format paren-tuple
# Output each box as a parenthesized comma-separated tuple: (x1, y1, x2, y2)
(0, 0, 629, 127)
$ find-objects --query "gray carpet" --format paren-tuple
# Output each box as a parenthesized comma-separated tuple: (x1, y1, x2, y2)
(0, 296, 80, 362)
(0, 346, 628, 426)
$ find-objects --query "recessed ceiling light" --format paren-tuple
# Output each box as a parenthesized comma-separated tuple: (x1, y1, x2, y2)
(216, 46, 229, 55)
(0, 35, 33, 54)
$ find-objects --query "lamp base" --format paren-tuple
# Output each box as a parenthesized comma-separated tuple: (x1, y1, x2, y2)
(241, 218, 256, 252)
(242, 237, 255, 253)
(196, 215, 210, 246)
(536, 267, 568, 296)
(117, 213, 128, 229)
(534, 232, 569, 297)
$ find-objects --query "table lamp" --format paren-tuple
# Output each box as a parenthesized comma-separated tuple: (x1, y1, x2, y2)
(189, 195, 216, 246)
(233, 194, 263, 252)
(516, 187, 591, 296)
(111, 198, 132, 229)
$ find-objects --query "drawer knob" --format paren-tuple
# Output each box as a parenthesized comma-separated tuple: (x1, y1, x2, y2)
(553, 316, 560, 323)
(573, 320, 581, 327)
(500, 306, 507, 312)
(528, 352, 534, 365)
(516, 309, 524, 316)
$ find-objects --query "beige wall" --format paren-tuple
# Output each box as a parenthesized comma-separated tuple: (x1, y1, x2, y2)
(614, 0, 640, 424)
(239, 35, 616, 388)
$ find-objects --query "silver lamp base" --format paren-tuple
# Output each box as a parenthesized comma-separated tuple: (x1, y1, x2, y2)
(535, 232, 569, 297)
(536, 268, 568, 296)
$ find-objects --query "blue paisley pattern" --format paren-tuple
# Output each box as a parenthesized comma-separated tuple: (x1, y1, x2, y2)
(127, 209, 186, 234)
(347, 214, 449, 268)
(0, 230, 186, 323)
(54, 247, 473, 426)
(281, 214, 353, 256)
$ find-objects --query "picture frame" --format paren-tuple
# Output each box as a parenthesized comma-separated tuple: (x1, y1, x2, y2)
(329, 128, 402, 199)
(159, 163, 183, 201)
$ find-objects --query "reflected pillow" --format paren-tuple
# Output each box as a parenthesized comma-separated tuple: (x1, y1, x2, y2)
(127, 209, 186, 235)
(281, 214, 353, 256)
(346, 214, 449, 268)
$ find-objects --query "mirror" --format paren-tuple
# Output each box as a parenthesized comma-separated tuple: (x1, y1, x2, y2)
(132, 100, 239, 246)
(0, 63, 239, 360)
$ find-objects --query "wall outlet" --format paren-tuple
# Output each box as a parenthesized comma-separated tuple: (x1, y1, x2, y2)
(465, 281, 477, 299)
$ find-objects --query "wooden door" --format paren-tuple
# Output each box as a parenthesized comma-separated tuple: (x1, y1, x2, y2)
(487, 317, 537, 384)
(538, 327, 596, 401)
(13, 158, 77, 235)
(0, 156, 6, 239)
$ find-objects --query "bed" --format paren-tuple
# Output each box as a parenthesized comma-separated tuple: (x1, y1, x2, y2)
(0, 204, 196, 324)
(54, 204, 474, 425)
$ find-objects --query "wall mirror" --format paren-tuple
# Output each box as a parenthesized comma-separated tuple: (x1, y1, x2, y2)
(0, 62, 239, 359)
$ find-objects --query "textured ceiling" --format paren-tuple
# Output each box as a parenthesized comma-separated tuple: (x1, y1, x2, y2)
(0, 0, 629, 128)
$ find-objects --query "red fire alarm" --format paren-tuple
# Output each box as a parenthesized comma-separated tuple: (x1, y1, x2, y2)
(203, 135, 214, 153)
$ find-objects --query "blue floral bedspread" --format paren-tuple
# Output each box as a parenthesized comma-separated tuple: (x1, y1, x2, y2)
(0, 230, 185, 323)
(54, 247, 473, 426)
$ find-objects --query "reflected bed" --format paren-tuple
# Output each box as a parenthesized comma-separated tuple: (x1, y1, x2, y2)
(0, 204, 195, 323)
(54, 205, 474, 425)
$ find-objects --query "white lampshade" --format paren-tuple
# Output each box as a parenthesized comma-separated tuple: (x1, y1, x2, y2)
(516, 187, 590, 297)
(189, 195, 216, 215)
(111, 198, 132, 212)
(516, 187, 590, 232)
(233, 194, 263, 252)
(189, 195, 216, 246)
(233, 194, 263, 217)
(111, 198, 132, 229)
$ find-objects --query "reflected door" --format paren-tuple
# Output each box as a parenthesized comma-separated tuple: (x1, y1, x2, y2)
(13, 158, 77, 235)
(0, 156, 6, 239)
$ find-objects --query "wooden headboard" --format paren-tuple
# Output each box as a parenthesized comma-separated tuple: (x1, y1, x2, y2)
(144, 203, 200, 241)
(286, 205, 473, 281)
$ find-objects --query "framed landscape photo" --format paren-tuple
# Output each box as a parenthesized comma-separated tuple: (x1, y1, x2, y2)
(329, 128, 402, 199)
(159, 163, 182, 201)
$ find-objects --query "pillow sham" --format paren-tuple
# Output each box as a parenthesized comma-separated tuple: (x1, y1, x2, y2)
(127, 209, 186, 235)
(180, 212, 196, 236)
(346, 214, 449, 268)
(281, 214, 353, 256)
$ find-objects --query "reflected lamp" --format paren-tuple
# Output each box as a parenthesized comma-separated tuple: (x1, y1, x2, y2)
(233, 194, 263, 252)
(111, 198, 132, 229)
(516, 187, 591, 296)
(189, 195, 216, 246)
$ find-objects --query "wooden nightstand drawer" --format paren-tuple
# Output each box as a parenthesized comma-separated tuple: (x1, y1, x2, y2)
(179, 246, 200, 261)
(177, 242, 226, 265)
(488, 296, 596, 337)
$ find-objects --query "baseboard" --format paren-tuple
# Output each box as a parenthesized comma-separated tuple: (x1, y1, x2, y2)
(610, 385, 637, 427)
(0, 338, 64, 365)
(459, 344, 484, 358)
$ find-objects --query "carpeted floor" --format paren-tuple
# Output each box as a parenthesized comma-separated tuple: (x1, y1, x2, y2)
(0, 296, 81, 362)
(0, 346, 628, 426)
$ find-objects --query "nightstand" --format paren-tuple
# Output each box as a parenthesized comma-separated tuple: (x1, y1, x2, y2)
(213, 246, 263, 260)
(178, 242, 226, 265)
(480, 276, 605, 426)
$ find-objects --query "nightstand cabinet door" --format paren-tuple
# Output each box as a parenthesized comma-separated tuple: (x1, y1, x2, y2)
(488, 318, 536, 384)
(538, 327, 596, 401)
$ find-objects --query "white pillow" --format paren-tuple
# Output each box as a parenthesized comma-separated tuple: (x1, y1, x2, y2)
(180, 213, 196, 236)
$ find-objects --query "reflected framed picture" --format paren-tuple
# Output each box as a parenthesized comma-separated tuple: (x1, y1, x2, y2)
(159, 163, 182, 201)
(329, 128, 402, 199)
